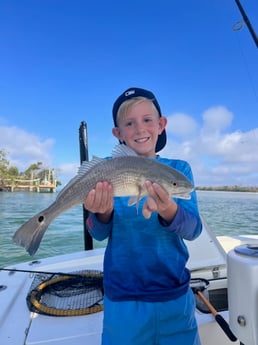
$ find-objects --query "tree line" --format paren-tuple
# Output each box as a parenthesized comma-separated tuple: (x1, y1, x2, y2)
(196, 185, 258, 192)
(0, 148, 61, 186)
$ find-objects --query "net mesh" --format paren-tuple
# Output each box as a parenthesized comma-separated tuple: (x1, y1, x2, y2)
(26, 270, 104, 316)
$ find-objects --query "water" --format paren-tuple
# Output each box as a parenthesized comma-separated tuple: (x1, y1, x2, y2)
(0, 191, 258, 267)
(198, 190, 258, 236)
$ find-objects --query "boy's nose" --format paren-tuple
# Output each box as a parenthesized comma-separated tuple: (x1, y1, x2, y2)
(135, 121, 144, 132)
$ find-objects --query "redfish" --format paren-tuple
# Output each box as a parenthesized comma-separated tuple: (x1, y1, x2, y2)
(13, 145, 194, 255)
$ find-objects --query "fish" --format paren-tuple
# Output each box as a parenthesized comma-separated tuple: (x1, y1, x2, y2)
(12, 145, 194, 256)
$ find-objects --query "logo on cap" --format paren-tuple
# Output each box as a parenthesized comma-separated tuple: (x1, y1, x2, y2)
(125, 90, 135, 97)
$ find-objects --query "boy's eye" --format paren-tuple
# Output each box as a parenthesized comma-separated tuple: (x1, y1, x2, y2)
(123, 117, 153, 127)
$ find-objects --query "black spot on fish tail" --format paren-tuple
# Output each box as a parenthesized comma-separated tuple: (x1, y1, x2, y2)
(12, 212, 51, 256)
(38, 215, 44, 223)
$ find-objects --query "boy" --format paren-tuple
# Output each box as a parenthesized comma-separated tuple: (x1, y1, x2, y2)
(84, 87, 202, 345)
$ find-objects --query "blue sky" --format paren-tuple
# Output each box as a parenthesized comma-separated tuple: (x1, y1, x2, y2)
(0, 0, 257, 187)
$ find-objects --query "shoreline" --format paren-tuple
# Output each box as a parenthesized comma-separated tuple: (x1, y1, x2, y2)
(196, 186, 258, 193)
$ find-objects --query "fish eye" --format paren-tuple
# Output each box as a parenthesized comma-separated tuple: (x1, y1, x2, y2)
(172, 182, 177, 186)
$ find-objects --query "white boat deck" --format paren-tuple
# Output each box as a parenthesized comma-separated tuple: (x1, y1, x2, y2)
(0, 249, 105, 345)
(1, 229, 258, 345)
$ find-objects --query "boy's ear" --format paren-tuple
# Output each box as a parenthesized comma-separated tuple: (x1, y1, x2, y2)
(112, 127, 122, 140)
(159, 116, 167, 134)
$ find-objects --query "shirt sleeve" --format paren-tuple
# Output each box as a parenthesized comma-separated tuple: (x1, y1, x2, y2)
(86, 212, 113, 241)
(158, 157, 202, 241)
(159, 205, 202, 240)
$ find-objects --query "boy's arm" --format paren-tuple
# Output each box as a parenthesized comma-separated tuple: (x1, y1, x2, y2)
(158, 206, 202, 240)
(86, 212, 113, 241)
(157, 159, 202, 240)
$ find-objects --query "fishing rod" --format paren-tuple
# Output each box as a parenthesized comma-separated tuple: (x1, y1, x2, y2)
(79, 120, 93, 251)
(234, 0, 258, 48)
(0, 267, 102, 278)
(191, 278, 237, 342)
(196, 289, 237, 342)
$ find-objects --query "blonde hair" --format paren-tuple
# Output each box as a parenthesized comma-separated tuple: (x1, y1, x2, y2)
(116, 97, 159, 125)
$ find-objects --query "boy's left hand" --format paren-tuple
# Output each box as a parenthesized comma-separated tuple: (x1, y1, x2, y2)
(142, 180, 178, 222)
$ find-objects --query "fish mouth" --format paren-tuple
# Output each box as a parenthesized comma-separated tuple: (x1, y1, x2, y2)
(173, 190, 193, 200)
(173, 184, 194, 194)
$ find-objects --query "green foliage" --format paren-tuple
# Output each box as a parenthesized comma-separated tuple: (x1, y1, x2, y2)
(0, 150, 61, 186)
(23, 162, 43, 178)
(8, 166, 19, 177)
(0, 149, 9, 176)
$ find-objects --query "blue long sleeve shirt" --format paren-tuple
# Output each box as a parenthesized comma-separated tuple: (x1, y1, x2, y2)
(86, 157, 202, 302)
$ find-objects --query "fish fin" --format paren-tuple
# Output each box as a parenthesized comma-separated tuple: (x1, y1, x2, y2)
(57, 156, 104, 200)
(13, 210, 52, 256)
(78, 156, 104, 176)
(111, 144, 138, 158)
(128, 187, 144, 214)
(128, 196, 138, 206)
(128, 196, 141, 215)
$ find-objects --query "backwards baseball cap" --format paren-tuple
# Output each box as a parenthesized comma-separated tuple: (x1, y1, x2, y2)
(112, 87, 167, 152)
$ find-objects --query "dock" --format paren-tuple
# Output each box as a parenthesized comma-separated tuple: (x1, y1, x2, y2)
(0, 169, 57, 193)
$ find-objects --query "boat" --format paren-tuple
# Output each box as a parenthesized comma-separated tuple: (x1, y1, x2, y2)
(1, 120, 258, 345)
(1, 215, 258, 345)
(1, 3, 258, 342)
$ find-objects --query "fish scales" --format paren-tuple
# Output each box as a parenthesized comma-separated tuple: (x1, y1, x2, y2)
(12, 148, 194, 256)
(56, 157, 146, 203)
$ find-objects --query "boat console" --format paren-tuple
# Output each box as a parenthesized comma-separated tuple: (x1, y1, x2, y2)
(228, 244, 258, 345)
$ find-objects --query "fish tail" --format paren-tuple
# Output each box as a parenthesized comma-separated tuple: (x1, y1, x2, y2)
(13, 208, 55, 256)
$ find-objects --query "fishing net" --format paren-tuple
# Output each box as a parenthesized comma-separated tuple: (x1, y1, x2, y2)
(26, 270, 104, 316)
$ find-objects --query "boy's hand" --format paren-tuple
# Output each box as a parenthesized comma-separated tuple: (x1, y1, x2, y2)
(84, 181, 114, 223)
(142, 181, 178, 222)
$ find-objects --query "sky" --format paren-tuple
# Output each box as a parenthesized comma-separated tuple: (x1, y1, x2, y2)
(0, 0, 258, 187)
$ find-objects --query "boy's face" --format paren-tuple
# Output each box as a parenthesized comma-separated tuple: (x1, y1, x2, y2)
(112, 100, 167, 158)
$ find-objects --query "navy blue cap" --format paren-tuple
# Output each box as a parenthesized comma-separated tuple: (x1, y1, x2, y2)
(112, 87, 167, 152)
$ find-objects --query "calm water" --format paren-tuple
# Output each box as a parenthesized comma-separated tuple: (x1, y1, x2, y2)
(0, 190, 258, 267)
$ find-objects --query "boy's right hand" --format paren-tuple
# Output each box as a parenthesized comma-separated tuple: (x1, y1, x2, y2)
(84, 181, 114, 223)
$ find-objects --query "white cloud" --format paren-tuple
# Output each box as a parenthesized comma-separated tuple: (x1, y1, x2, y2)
(202, 106, 233, 133)
(1, 108, 258, 187)
(218, 129, 258, 164)
(0, 125, 55, 171)
(166, 113, 198, 138)
(56, 162, 79, 186)
(0, 125, 82, 187)
(162, 107, 258, 186)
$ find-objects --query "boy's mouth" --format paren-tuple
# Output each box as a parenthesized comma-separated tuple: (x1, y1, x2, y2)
(134, 137, 149, 143)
